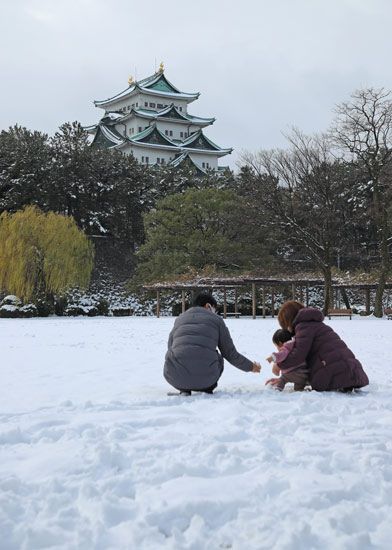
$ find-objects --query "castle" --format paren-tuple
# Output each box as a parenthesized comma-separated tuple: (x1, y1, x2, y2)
(85, 64, 232, 173)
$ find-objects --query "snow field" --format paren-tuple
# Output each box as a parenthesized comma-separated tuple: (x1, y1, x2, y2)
(1, 316, 392, 549)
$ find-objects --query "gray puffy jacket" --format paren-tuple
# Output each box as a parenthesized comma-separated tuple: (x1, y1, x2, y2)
(164, 306, 253, 390)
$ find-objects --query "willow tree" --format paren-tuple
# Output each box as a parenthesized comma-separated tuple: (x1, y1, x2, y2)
(0, 206, 94, 301)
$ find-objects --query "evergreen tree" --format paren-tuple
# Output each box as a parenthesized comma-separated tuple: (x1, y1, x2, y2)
(0, 125, 52, 212)
(133, 188, 273, 283)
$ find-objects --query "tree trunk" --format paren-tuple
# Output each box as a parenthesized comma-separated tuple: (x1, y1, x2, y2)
(322, 267, 333, 316)
(374, 265, 387, 317)
(373, 184, 390, 317)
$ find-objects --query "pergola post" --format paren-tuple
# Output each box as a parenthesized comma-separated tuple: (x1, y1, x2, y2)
(181, 290, 186, 313)
(306, 285, 309, 307)
(223, 287, 227, 319)
(252, 283, 256, 319)
(156, 290, 160, 318)
(271, 288, 275, 318)
(262, 287, 266, 318)
(365, 287, 371, 315)
(299, 286, 304, 304)
(291, 283, 296, 300)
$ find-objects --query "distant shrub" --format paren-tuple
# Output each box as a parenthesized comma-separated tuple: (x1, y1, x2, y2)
(54, 296, 68, 316)
(96, 299, 109, 316)
(0, 296, 37, 318)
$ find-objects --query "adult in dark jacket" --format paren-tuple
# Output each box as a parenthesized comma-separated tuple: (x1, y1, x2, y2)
(269, 301, 369, 391)
(164, 292, 261, 394)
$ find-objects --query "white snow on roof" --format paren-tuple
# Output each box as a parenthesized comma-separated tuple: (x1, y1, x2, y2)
(100, 125, 125, 146)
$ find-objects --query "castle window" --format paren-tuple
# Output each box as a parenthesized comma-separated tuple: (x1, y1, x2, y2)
(202, 162, 205, 168)
(136, 102, 138, 107)
(138, 126, 142, 133)
(169, 130, 173, 137)
(145, 102, 148, 107)
(165, 130, 168, 136)
(157, 103, 164, 109)
(145, 156, 149, 164)
(149, 102, 156, 108)
(179, 106, 183, 111)
(180, 131, 183, 138)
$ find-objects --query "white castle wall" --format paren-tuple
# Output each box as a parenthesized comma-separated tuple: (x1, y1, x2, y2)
(119, 142, 219, 170)
(102, 93, 189, 116)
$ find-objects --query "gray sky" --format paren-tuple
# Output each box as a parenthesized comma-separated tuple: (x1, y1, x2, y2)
(1, 0, 392, 168)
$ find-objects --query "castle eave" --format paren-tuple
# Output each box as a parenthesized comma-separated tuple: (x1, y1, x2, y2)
(94, 79, 199, 108)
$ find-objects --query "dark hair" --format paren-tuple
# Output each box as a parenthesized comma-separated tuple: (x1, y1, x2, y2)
(193, 291, 218, 308)
(272, 329, 293, 346)
(277, 301, 304, 330)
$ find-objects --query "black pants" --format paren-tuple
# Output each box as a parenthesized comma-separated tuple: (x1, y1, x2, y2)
(178, 355, 224, 393)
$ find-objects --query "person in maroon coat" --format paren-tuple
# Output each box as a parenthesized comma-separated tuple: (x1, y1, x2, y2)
(267, 301, 369, 392)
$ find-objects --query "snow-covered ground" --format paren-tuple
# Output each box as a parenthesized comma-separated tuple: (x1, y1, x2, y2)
(1, 316, 391, 550)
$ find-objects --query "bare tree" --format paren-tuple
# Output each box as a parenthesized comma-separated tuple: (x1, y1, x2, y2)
(332, 88, 392, 317)
(240, 130, 353, 314)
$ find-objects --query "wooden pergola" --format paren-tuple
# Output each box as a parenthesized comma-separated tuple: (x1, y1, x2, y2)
(143, 277, 392, 318)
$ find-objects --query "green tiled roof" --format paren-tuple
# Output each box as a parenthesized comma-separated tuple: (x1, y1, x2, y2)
(145, 76, 179, 94)
(169, 152, 206, 175)
(182, 130, 220, 151)
(130, 123, 177, 147)
(94, 72, 199, 107)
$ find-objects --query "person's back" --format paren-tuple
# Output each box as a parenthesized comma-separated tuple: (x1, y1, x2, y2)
(164, 292, 260, 394)
(278, 305, 369, 391)
(164, 306, 224, 391)
(296, 311, 368, 391)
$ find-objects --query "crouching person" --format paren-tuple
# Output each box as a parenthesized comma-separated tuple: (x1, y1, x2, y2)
(164, 291, 261, 395)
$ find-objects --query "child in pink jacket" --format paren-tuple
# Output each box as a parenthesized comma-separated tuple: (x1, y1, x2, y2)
(266, 329, 309, 391)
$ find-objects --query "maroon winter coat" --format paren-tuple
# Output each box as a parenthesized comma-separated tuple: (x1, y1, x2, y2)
(279, 308, 369, 391)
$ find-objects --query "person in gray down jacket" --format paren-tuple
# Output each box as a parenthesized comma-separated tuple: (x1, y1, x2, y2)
(164, 291, 261, 395)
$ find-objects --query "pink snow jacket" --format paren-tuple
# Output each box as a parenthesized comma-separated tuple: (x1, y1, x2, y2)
(278, 308, 369, 391)
(271, 339, 307, 373)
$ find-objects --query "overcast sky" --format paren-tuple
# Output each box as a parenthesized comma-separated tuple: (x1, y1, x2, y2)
(1, 0, 392, 168)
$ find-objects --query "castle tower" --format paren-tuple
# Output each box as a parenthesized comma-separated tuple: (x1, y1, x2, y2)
(85, 66, 232, 173)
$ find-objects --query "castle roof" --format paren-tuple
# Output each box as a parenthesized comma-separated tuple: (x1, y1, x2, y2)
(169, 152, 207, 175)
(91, 125, 125, 148)
(180, 129, 233, 154)
(128, 104, 215, 126)
(94, 72, 199, 108)
(90, 121, 231, 158)
(101, 104, 214, 127)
